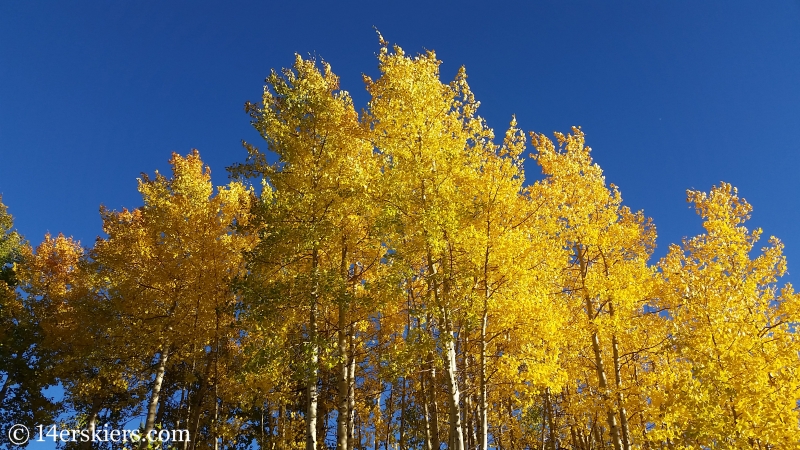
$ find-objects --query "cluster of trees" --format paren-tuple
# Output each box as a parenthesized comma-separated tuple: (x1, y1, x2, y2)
(2, 40, 799, 449)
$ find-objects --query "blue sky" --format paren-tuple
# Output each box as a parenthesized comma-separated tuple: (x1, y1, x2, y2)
(1, 1, 799, 447)
(2, 1, 798, 268)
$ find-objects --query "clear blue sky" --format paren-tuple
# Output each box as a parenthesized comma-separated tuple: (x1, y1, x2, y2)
(1, 2, 799, 287)
(1, 2, 799, 448)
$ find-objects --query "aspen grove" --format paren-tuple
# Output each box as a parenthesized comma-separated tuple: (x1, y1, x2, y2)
(2, 40, 799, 450)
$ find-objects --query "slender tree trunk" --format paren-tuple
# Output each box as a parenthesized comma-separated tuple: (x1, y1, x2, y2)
(213, 339, 220, 450)
(188, 350, 215, 450)
(421, 370, 434, 450)
(545, 388, 557, 450)
(182, 354, 197, 450)
(591, 330, 622, 450)
(385, 380, 394, 450)
(507, 399, 516, 449)
(337, 242, 350, 450)
(213, 310, 223, 450)
(480, 221, 491, 450)
(608, 301, 632, 450)
(81, 397, 102, 450)
(593, 421, 605, 449)
(579, 246, 622, 450)
(612, 333, 631, 450)
(424, 311, 440, 449)
(399, 378, 407, 450)
(214, 384, 219, 450)
(428, 357, 441, 450)
(155, 383, 170, 432)
(179, 386, 188, 427)
(463, 349, 477, 450)
(570, 426, 579, 450)
(316, 397, 327, 450)
(347, 330, 356, 450)
(496, 425, 503, 450)
(188, 387, 205, 447)
(463, 383, 474, 450)
(306, 248, 320, 450)
(337, 306, 350, 450)
(638, 391, 649, 448)
(142, 347, 169, 448)
(426, 245, 464, 450)
(479, 308, 489, 450)
(443, 313, 465, 450)
(539, 412, 545, 450)
(278, 403, 285, 450)
(182, 408, 192, 449)
(357, 414, 363, 450)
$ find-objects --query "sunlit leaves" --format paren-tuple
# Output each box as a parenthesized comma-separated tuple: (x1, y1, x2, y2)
(654, 183, 800, 447)
(7, 40, 799, 450)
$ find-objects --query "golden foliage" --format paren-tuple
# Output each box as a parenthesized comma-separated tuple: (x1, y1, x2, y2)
(13, 41, 799, 450)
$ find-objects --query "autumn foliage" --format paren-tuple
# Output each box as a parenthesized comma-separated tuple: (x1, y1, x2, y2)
(2, 39, 799, 449)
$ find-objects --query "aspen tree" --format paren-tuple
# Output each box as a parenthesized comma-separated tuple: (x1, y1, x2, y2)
(654, 183, 800, 448)
(532, 128, 659, 450)
(18, 235, 117, 441)
(237, 54, 379, 449)
(13, 38, 800, 450)
(461, 120, 567, 450)
(365, 40, 486, 450)
(0, 200, 60, 436)
(93, 151, 254, 447)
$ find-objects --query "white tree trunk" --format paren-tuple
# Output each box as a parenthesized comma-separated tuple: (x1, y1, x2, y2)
(143, 347, 169, 448)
